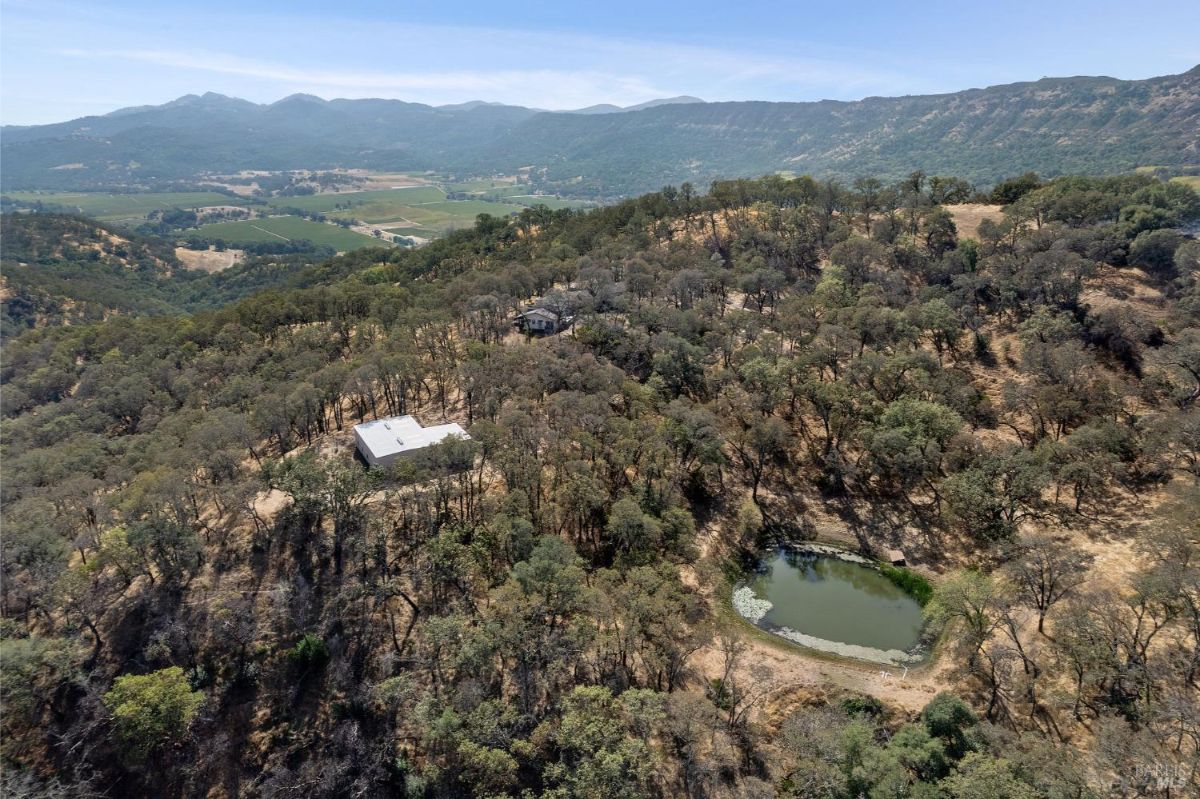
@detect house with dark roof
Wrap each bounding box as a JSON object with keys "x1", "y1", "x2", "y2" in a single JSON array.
[{"x1": 514, "y1": 307, "x2": 572, "y2": 334}]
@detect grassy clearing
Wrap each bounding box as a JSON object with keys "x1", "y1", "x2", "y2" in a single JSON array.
[
  {"x1": 3, "y1": 191, "x2": 236, "y2": 222},
  {"x1": 947, "y1": 203, "x2": 1004, "y2": 241},
  {"x1": 189, "y1": 216, "x2": 387, "y2": 250},
  {"x1": 1171, "y1": 176, "x2": 1200, "y2": 190}
]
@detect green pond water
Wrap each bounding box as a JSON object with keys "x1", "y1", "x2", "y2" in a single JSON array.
[{"x1": 734, "y1": 549, "x2": 926, "y2": 664}]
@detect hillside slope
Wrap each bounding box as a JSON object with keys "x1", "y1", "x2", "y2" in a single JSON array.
[
  {"x1": 0, "y1": 214, "x2": 186, "y2": 332},
  {"x1": 0, "y1": 213, "x2": 346, "y2": 335},
  {"x1": 2, "y1": 172, "x2": 1199, "y2": 797},
  {"x1": 3, "y1": 68, "x2": 1197, "y2": 195}
]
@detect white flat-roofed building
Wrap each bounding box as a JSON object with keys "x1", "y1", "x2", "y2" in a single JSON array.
[{"x1": 353, "y1": 415, "x2": 470, "y2": 468}]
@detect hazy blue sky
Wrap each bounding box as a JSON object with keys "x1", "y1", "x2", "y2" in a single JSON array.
[{"x1": 2, "y1": 0, "x2": 1197, "y2": 124}]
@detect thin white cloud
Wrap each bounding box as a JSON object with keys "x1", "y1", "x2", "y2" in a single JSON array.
[
  {"x1": 11, "y1": 4, "x2": 932, "y2": 120},
  {"x1": 53, "y1": 18, "x2": 914, "y2": 109},
  {"x1": 54, "y1": 48, "x2": 675, "y2": 108},
  {"x1": 56, "y1": 47, "x2": 672, "y2": 100}
]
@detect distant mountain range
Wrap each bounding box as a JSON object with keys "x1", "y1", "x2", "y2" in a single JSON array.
[
  {"x1": 560, "y1": 96, "x2": 706, "y2": 115},
  {"x1": 432, "y1": 96, "x2": 704, "y2": 114},
  {"x1": 2, "y1": 68, "x2": 1197, "y2": 197}
]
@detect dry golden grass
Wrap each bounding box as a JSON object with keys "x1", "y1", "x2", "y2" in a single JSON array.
[
  {"x1": 1080, "y1": 266, "x2": 1169, "y2": 322},
  {"x1": 175, "y1": 247, "x2": 243, "y2": 273},
  {"x1": 947, "y1": 203, "x2": 1004, "y2": 240}
]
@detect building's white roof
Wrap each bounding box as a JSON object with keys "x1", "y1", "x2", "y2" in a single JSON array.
[{"x1": 354, "y1": 415, "x2": 469, "y2": 458}]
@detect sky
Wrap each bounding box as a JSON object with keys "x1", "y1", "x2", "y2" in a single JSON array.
[{"x1": 2, "y1": 0, "x2": 1198, "y2": 125}]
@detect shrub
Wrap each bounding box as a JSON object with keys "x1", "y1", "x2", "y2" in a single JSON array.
[
  {"x1": 287, "y1": 634, "x2": 329, "y2": 669},
  {"x1": 1129, "y1": 228, "x2": 1184, "y2": 280},
  {"x1": 841, "y1": 695, "x2": 885, "y2": 717},
  {"x1": 921, "y1": 692, "x2": 979, "y2": 759},
  {"x1": 103, "y1": 666, "x2": 203, "y2": 761}
]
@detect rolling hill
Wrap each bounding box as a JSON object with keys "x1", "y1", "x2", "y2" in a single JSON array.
[
  {"x1": 3, "y1": 67, "x2": 1198, "y2": 196},
  {"x1": 0, "y1": 213, "x2": 334, "y2": 335}
]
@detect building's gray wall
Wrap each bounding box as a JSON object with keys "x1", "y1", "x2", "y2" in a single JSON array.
[{"x1": 354, "y1": 427, "x2": 380, "y2": 468}]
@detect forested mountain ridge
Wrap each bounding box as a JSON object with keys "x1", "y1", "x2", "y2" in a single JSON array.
[
  {"x1": 0, "y1": 213, "x2": 337, "y2": 335},
  {"x1": 0, "y1": 92, "x2": 540, "y2": 191},
  {"x1": 4, "y1": 66, "x2": 1198, "y2": 195},
  {"x1": 0, "y1": 214, "x2": 187, "y2": 331},
  {"x1": 494, "y1": 67, "x2": 1200, "y2": 195},
  {"x1": 1, "y1": 213, "x2": 179, "y2": 270},
  {"x1": 3, "y1": 169, "x2": 1200, "y2": 797}
]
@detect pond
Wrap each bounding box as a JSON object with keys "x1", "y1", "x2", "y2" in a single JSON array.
[{"x1": 732, "y1": 545, "x2": 927, "y2": 666}]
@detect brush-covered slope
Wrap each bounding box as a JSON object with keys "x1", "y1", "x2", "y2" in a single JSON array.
[
  {"x1": 483, "y1": 67, "x2": 1200, "y2": 193},
  {"x1": 2, "y1": 172, "x2": 1200, "y2": 797},
  {"x1": 0, "y1": 213, "x2": 349, "y2": 335}
]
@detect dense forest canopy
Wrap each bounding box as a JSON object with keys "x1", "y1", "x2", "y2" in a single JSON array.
[
  {"x1": 2, "y1": 169, "x2": 1200, "y2": 797},
  {"x1": 3, "y1": 65, "x2": 1198, "y2": 196}
]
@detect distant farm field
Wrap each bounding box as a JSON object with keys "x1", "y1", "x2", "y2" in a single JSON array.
[
  {"x1": 447, "y1": 183, "x2": 592, "y2": 210},
  {"x1": 383, "y1": 226, "x2": 432, "y2": 239},
  {"x1": 3, "y1": 191, "x2": 236, "y2": 222},
  {"x1": 448, "y1": 183, "x2": 529, "y2": 199},
  {"x1": 267, "y1": 186, "x2": 447, "y2": 214},
  {"x1": 3, "y1": 182, "x2": 591, "y2": 241},
  {"x1": 447, "y1": 179, "x2": 519, "y2": 192},
  {"x1": 262, "y1": 186, "x2": 556, "y2": 233},
  {"x1": 190, "y1": 216, "x2": 387, "y2": 250},
  {"x1": 503, "y1": 195, "x2": 592, "y2": 211},
  {"x1": 394, "y1": 200, "x2": 520, "y2": 231}
]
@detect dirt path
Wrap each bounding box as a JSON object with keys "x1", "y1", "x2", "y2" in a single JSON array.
[{"x1": 250, "y1": 224, "x2": 290, "y2": 241}]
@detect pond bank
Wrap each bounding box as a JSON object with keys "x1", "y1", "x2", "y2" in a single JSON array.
[{"x1": 730, "y1": 543, "x2": 936, "y2": 667}]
